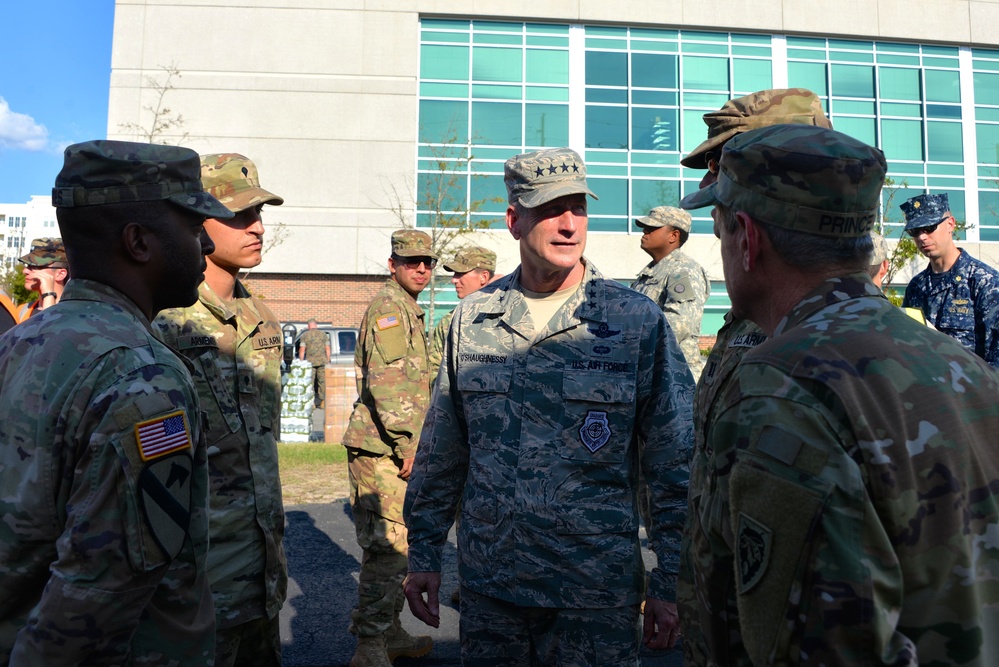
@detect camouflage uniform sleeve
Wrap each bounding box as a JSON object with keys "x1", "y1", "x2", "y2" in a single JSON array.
[
  {"x1": 659, "y1": 268, "x2": 708, "y2": 345},
  {"x1": 10, "y1": 357, "x2": 207, "y2": 665},
  {"x1": 405, "y1": 307, "x2": 468, "y2": 574},
  {"x1": 639, "y1": 309, "x2": 695, "y2": 602},
  {"x1": 428, "y1": 312, "x2": 450, "y2": 380},
  {"x1": 708, "y1": 371, "x2": 910, "y2": 665},
  {"x1": 972, "y1": 268, "x2": 999, "y2": 368},
  {"x1": 365, "y1": 297, "x2": 428, "y2": 460}
]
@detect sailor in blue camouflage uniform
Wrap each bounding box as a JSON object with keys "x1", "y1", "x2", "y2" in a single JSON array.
[
  {"x1": 0, "y1": 140, "x2": 227, "y2": 665},
  {"x1": 403, "y1": 147, "x2": 694, "y2": 666},
  {"x1": 901, "y1": 192, "x2": 999, "y2": 368},
  {"x1": 680, "y1": 124, "x2": 999, "y2": 666}
]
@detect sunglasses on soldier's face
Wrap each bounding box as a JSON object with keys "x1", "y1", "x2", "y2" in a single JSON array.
[
  {"x1": 393, "y1": 255, "x2": 438, "y2": 270},
  {"x1": 906, "y1": 222, "x2": 941, "y2": 238}
]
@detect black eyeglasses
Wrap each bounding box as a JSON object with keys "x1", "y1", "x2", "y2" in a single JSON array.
[
  {"x1": 906, "y1": 222, "x2": 941, "y2": 238},
  {"x1": 393, "y1": 255, "x2": 438, "y2": 270}
]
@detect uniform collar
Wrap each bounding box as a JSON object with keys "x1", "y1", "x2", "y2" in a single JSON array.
[
  {"x1": 773, "y1": 272, "x2": 887, "y2": 338},
  {"x1": 62, "y1": 278, "x2": 154, "y2": 330}
]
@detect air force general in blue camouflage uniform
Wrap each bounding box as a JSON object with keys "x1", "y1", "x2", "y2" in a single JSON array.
[
  {"x1": 679, "y1": 124, "x2": 999, "y2": 665},
  {"x1": 900, "y1": 192, "x2": 999, "y2": 369},
  {"x1": 0, "y1": 141, "x2": 230, "y2": 665},
  {"x1": 404, "y1": 147, "x2": 694, "y2": 666}
]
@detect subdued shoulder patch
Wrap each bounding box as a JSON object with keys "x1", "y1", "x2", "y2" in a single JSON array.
[
  {"x1": 670, "y1": 274, "x2": 694, "y2": 298},
  {"x1": 139, "y1": 453, "x2": 193, "y2": 559},
  {"x1": 737, "y1": 512, "x2": 772, "y2": 594},
  {"x1": 377, "y1": 314, "x2": 401, "y2": 331},
  {"x1": 135, "y1": 410, "x2": 192, "y2": 461}
]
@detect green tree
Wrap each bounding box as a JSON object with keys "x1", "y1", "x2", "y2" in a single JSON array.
[{"x1": 0, "y1": 267, "x2": 34, "y2": 305}]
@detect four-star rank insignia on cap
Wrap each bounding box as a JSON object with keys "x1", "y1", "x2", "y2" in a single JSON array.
[{"x1": 135, "y1": 410, "x2": 192, "y2": 461}]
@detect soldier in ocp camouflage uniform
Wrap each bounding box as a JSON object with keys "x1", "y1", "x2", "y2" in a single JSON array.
[
  {"x1": 404, "y1": 147, "x2": 694, "y2": 666},
  {"x1": 0, "y1": 140, "x2": 228, "y2": 665},
  {"x1": 429, "y1": 245, "x2": 497, "y2": 379},
  {"x1": 342, "y1": 229, "x2": 437, "y2": 667},
  {"x1": 676, "y1": 89, "x2": 832, "y2": 663},
  {"x1": 299, "y1": 320, "x2": 331, "y2": 407},
  {"x1": 900, "y1": 192, "x2": 999, "y2": 368},
  {"x1": 680, "y1": 123, "x2": 999, "y2": 665},
  {"x1": 153, "y1": 153, "x2": 287, "y2": 667}
]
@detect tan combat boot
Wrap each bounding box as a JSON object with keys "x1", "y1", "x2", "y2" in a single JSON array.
[
  {"x1": 349, "y1": 634, "x2": 392, "y2": 667},
  {"x1": 384, "y1": 618, "x2": 433, "y2": 662}
]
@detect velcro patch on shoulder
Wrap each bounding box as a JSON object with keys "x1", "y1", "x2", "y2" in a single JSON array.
[
  {"x1": 377, "y1": 313, "x2": 401, "y2": 331},
  {"x1": 737, "y1": 512, "x2": 772, "y2": 594},
  {"x1": 134, "y1": 410, "x2": 192, "y2": 461},
  {"x1": 253, "y1": 322, "x2": 283, "y2": 350},
  {"x1": 176, "y1": 334, "x2": 219, "y2": 350},
  {"x1": 671, "y1": 275, "x2": 694, "y2": 297}
]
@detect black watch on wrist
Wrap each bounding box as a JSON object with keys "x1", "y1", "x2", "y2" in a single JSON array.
[{"x1": 40, "y1": 292, "x2": 58, "y2": 300}]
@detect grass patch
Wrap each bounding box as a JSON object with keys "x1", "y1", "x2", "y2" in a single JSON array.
[{"x1": 278, "y1": 442, "x2": 349, "y2": 505}]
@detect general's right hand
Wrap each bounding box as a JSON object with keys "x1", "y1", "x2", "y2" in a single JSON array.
[{"x1": 403, "y1": 571, "x2": 442, "y2": 628}]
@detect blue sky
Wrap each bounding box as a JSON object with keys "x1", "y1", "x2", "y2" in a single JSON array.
[{"x1": 0, "y1": 2, "x2": 115, "y2": 202}]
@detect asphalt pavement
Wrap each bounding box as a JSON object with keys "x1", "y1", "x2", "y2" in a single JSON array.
[{"x1": 278, "y1": 499, "x2": 684, "y2": 667}]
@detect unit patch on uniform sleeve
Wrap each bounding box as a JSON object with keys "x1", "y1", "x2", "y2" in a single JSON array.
[
  {"x1": 135, "y1": 410, "x2": 192, "y2": 461},
  {"x1": 377, "y1": 314, "x2": 400, "y2": 331},
  {"x1": 737, "y1": 512, "x2": 772, "y2": 594},
  {"x1": 580, "y1": 410, "x2": 611, "y2": 452}
]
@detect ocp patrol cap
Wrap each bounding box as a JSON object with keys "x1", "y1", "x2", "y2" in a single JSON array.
[
  {"x1": 504, "y1": 147, "x2": 598, "y2": 208},
  {"x1": 391, "y1": 229, "x2": 438, "y2": 259},
  {"x1": 201, "y1": 153, "x2": 284, "y2": 213},
  {"x1": 681, "y1": 88, "x2": 832, "y2": 170},
  {"x1": 680, "y1": 125, "x2": 887, "y2": 238},
  {"x1": 52, "y1": 140, "x2": 234, "y2": 219},
  {"x1": 443, "y1": 246, "x2": 496, "y2": 272}
]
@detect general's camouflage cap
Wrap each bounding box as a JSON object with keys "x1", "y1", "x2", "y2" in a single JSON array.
[
  {"x1": 635, "y1": 206, "x2": 692, "y2": 233},
  {"x1": 901, "y1": 193, "x2": 950, "y2": 231},
  {"x1": 391, "y1": 229, "x2": 438, "y2": 259},
  {"x1": 681, "y1": 88, "x2": 832, "y2": 170},
  {"x1": 201, "y1": 153, "x2": 284, "y2": 214},
  {"x1": 19, "y1": 237, "x2": 68, "y2": 269},
  {"x1": 443, "y1": 245, "x2": 496, "y2": 273},
  {"x1": 52, "y1": 140, "x2": 234, "y2": 219},
  {"x1": 504, "y1": 147, "x2": 598, "y2": 208},
  {"x1": 870, "y1": 231, "x2": 889, "y2": 265},
  {"x1": 680, "y1": 125, "x2": 887, "y2": 238}
]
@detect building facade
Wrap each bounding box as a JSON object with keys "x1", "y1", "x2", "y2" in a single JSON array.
[{"x1": 108, "y1": 1, "x2": 999, "y2": 331}]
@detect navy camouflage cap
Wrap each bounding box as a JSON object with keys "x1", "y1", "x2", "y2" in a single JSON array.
[
  {"x1": 52, "y1": 140, "x2": 234, "y2": 220},
  {"x1": 635, "y1": 206, "x2": 692, "y2": 233},
  {"x1": 391, "y1": 229, "x2": 438, "y2": 260},
  {"x1": 201, "y1": 153, "x2": 284, "y2": 213},
  {"x1": 680, "y1": 125, "x2": 887, "y2": 238},
  {"x1": 901, "y1": 193, "x2": 950, "y2": 231},
  {"x1": 19, "y1": 237, "x2": 68, "y2": 269},
  {"x1": 443, "y1": 245, "x2": 496, "y2": 273},
  {"x1": 504, "y1": 147, "x2": 598, "y2": 208},
  {"x1": 681, "y1": 88, "x2": 832, "y2": 170}
]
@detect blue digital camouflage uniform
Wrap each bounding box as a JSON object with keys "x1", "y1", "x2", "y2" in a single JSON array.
[
  {"x1": 342, "y1": 277, "x2": 432, "y2": 637},
  {"x1": 631, "y1": 249, "x2": 710, "y2": 380},
  {"x1": 902, "y1": 248, "x2": 999, "y2": 369},
  {"x1": 0, "y1": 279, "x2": 215, "y2": 665},
  {"x1": 685, "y1": 273, "x2": 999, "y2": 665},
  {"x1": 153, "y1": 280, "x2": 287, "y2": 649},
  {"x1": 405, "y1": 261, "x2": 694, "y2": 611}
]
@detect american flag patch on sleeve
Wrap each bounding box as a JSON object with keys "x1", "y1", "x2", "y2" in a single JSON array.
[
  {"x1": 135, "y1": 411, "x2": 192, "y2": 461},
  {"x1": 376, "y1": 314, "x2": 400, "y2": 330}
]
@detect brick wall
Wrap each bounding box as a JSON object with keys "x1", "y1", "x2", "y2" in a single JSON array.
[{"x1": 242, "y1": 273, "x2": 385, "y2": 328}]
